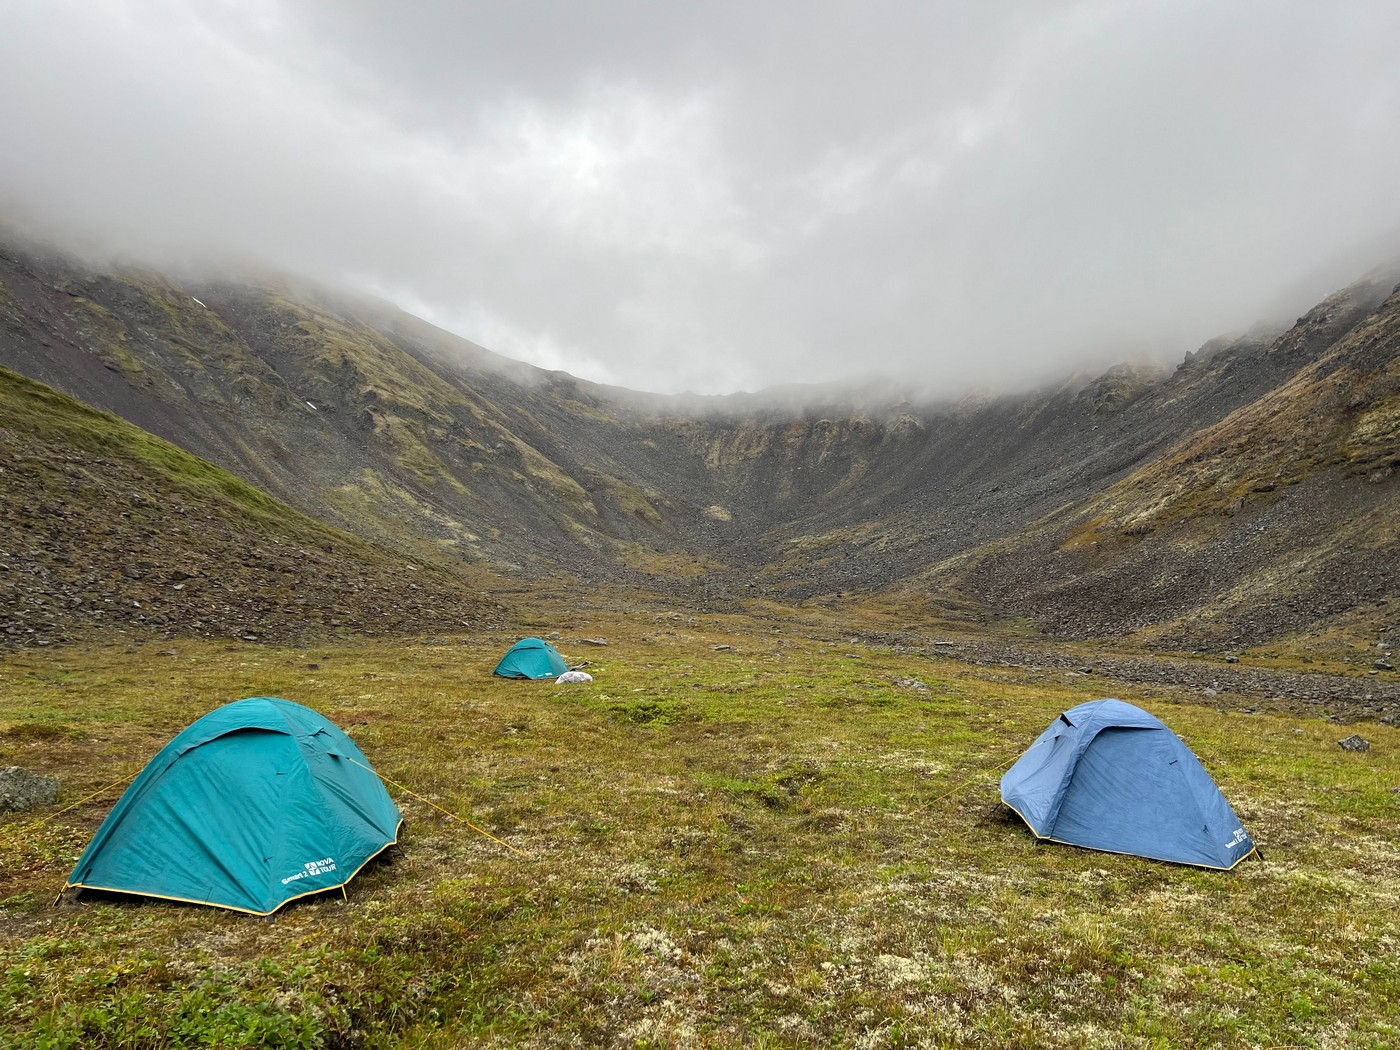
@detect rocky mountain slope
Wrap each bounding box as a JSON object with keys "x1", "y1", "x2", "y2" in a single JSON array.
[
  {"x1": 0, "y1": 364, "x2": 502, "y2": 648},
  {"x1": 935, "y1": 271, "x2": 1400, "y2": 653},
  {"x1": 0, "y1": 243, "x2": 713, "y2": 577},
  {"x1": 1, "y1": 230, "x2": 1397, "y2": 654}
]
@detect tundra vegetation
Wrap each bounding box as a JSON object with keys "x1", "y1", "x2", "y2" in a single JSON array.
[{"x1": 2, "y1": 605, "x2": 1397, "y2": 1049}]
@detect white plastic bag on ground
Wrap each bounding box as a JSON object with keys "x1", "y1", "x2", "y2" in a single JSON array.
[{"x1": 556, "y1": 670, "x2": 594, "y2": 684}]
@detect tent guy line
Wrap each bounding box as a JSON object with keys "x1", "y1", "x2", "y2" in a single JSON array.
[
  {"x1": 341, "y1": 754, "x2": 531, "y2": 859},
  {"x1": 29, "y1": 768, "x2": 140, "y2": 835},
  {"x1": 921, "y1": 742, "x2": 1032, "y2": 810}
]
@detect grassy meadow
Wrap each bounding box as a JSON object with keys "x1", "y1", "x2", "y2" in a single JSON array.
[{"x1": 1, "y1": 608, "x2": 1398, "y2": 1048}]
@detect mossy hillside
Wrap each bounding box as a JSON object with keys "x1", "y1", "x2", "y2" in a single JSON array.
[
  {"x1": 262, "y1": 293, "x2": 469, "y2": 421},
  {"x1": 117, "y1": 273, "x2": 277, "y2": 383},
  {"x1": 1345, "y1": 392, "x2": 1400, "y2": 474},
  {"x1": 672, "y1": 416, "x2": 882, "y2": 502},
  {"x1": 0, "y1": 272, "x2": 19, "y2": 317},
  {"x1": 779, "y1": 522, "x2": 885, "y2": 560},
  {"x1": 0, "y1": 366, "x2": 502, "y2": 647},
  {"x1": 2, "y1": 614, "x2": 1397, "y2": 1049},
  {"x1": 69, "y1": 296, "x2": 149, "y2": 383},
  {"x1": 66, "y1": 273, "x2": 297, "y2": 411},
  {"x1": 0, "y1": 365, "x2": 299, "y2": 533},
  {"x1": 249, "y1": 290, "x2": 654, "y2": 534},
  {"x1": 999, "y1": 290, "x2": 1400, "y2": 571},
  {"x1": 324, "y1": 468, "x2": 502, "y2": 564},
  {"x1": 261, "y1": 298, "x2": 508, "y2": 487},
  {"x1": 920, "y1": 295, "x2": 1400, "y2": 650},
  {"x1": 612, "y1": 543, "x2": 728, "y2": 579},
  {"x1": 1, "y1": 269, "x2": 624, "y2": 569},
  {"x1": 1075, "y1": 298, "x2": 1400, "y2": 544},
  {"x1": 590, "y1": 472, "x2": 669, "y2": 527}
]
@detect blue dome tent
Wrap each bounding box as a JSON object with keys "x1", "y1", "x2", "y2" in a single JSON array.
[
  {"x1": 493, "y1": 637, "x2": 568, "y2": 679},
  {"x1": 66, "y1": 697, "x2": 401, "y2": 915},
  {"x1": 1000, "y1": 698, "x2": 1255, "y2": 870}
]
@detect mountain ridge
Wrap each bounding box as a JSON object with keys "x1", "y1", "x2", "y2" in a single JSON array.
[{"x1": 2, "y1": 232, "x2": 1398, "y2": 658}]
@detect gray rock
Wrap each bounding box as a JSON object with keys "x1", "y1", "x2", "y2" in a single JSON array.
[
  {"x1": 1337, "y1": 735, "x2": 1371, "y2": 752},
  {"x1": 581, "y1": 637, "x2": 609, "y2": 646},
  {"x1": 0, "y1": 767, "x2": 59, "y2": 813},
  {"x1": 1376, "y1": 660, "x2": 1394, "y2": 671}
]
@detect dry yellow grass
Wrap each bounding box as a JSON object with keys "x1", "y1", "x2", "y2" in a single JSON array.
[{"x1": 2, "y1": 611, "x2": 1398, "y2": 1048}]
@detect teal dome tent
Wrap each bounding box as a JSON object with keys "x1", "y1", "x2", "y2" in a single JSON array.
[
  {"x1": 493, "y1": 637, "x2": 568, "y2": 679},
  {"x1": 66, "y1": 697, "x2": 401, "y2": 915}
]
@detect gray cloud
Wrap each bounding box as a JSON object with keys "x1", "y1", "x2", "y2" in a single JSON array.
[{"x1": 3, "y1": 1, "x2": 1399, "y2": 395}]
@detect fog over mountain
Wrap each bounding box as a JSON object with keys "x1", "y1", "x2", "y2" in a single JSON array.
[{"x1": 3, "y1": 1, "x2": 1400, "y2": 395}]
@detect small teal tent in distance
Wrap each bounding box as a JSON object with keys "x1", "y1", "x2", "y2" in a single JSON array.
[
  {"x1": 66, "y1": 697, "x2": 401, "y2": 915},
  {"x1": 493, "y1": 637, "x2": 568, "y2": 679},
  {"x1": 1000, "y1": 698, "x2": 1255, "y2": 870}
]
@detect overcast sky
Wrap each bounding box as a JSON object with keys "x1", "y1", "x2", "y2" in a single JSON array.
[{"x1": 3, "y1": 1, "x2": 1399, "y2": 395}]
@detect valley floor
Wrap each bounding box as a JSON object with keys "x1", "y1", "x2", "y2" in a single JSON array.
[{"x1": 2, "y1": 611, "x2": 1398, "y2": 1048}]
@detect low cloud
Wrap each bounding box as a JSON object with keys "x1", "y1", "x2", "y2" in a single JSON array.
[{"x1": 3, "y1": 1, "x2": 1399, "y2": 395}]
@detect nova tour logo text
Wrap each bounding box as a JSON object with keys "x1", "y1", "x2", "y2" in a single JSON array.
[{"x1": 281, "y1": 857, "x2": 337, "y2": 885}]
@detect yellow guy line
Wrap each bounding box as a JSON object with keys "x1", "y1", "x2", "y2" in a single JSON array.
[
  {"x1": 925, "y1": 742, "x2": 1028, "y2": 809},
  {"x1": 343, "y1": 756, "x2": 531, "y2": 859}
]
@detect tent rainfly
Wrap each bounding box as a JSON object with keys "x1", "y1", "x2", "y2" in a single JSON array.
[
  {"x1": 492, "y1": 637, "x2": 568, "y2": 679},
  {"x1": 65, "y1": 697, "x2": 401, "y2": 914},
  {"x1": 1000, "y1": 698, "x2": 1255, "y2": 870}
]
